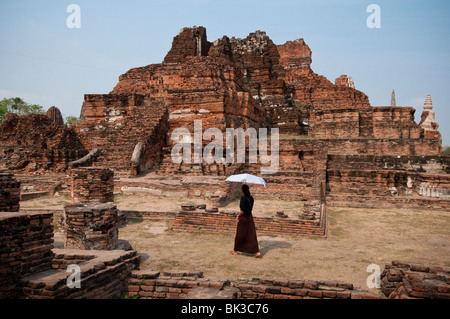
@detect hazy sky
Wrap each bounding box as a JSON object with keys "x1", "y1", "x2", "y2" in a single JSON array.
[{"x1": 0, "y1": 0, "x2": 449, "y2": 145}]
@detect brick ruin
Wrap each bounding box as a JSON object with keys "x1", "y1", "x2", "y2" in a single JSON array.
[
  {"x1": 0, "y1": 112, "x2": 87, "y2": 173},
  {"x1": 0, "y1": 26, "x2": 449, "y2": 299},
  {"x1": 381, "y1": 260, "x2": 450, "y2": 299},
  {"x1": 0, "y1": 167, "x2": 140, "y2": 299},
  {"x1": 0, "y1": 157, "x2": 449, "y2": 300},
  {"x1": 0, "y1": 26, "x2": 446, "y2": 213}
]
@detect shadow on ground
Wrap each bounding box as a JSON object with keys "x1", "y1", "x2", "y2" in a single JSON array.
[{"x1": 259, "y1": 239, "x2": 292, "y2": 257}]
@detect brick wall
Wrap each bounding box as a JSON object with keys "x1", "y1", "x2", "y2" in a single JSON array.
[
  {"x1": 0, "y1": 173, "x2": 20, "y2": 212},
  {"x1": 21, "y1": 249, "x2": 140, "y2": 299},
  {"x1": 124, "y1": 270, "x2": 380, "y2": 299},
  {"x1": 76, "y1": 94, "x2": 169, "y2": 173},
  {"x1": 70, "y1": 167, "x2": 114, "y2": 203},
  {"x1": 322, "y1": 138, "x2": 442, "y2": 156},
  {"x1": 171, "y1": 210, "x2": 326, "y2": 237},
  {"x1": 327, "y1": 194, "x2": 450, "y2": 210},
  {"x1": 308, "y1": 107, "x2": 423, "y2": 141},
  {"x1": 326, "y1": 155, "x2": 450, "y2": 201},
  {"x1": 126, "y1": 270, "x2": 220, "y2": 299},
  {"x1": 234, "y1": 277, "x2": 379, "y2": 299},
  {"x1": 61, "y1": 202, "x2": 119, "y2": 250},
  {"x1": 0, "y1": 211, "x2": 54, "y2": 299}
]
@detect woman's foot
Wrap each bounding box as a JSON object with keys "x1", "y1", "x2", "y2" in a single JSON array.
[
  {"x1": 229, "y1": 251, "x2": 238, "y2": 255},
  {"x1": 254, "y1": 252, "x2": 261, "y2": 258}
]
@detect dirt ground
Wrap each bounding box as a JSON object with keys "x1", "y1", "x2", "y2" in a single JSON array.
[{"x1": 23, "y1": 192, "x2": 450, "y2": 295}]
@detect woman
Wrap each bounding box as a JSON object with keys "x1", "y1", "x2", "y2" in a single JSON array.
[{"x1": 229, "y1": 184, "x2": 261, "y2": 258}]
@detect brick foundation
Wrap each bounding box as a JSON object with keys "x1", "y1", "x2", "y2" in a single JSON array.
[
  {"x1": 21, "y1": 249, "x2": 140, "y2": 299},
  {"x1": 124, "y1": 270, "x2": 380, "y2": 299},
  {"x1": 62, "y1": 202, "x2": 119, "y2": 250}
]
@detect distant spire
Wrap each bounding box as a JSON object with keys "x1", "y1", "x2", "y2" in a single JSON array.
[
  {"x1": 420, "y1": 94, "x2": 439, "y2": 131},
  {"x1": 423, "y1": 94, "x2": 433, "y2": 110},
  {"x1": 390, "y1": 89, "x2": 396, "y2": 107}
]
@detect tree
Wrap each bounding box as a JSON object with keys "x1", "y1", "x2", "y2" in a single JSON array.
[
  {"x1": 0, "y1": 102, "x2": 7, "y2": 124},
  {"x1": 65, "y1": 115, "x2": 79, "y2": 126},
  {"x1": 443, "y1": 145, "x2": 450, "y2": 156},
  {"x1": 0, "y1": 97, "x2": 45, "y2": 124}
]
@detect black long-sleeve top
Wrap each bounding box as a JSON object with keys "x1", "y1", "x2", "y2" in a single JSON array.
[{"x1": 239, "y1": 195, "x2": 254, "y2": 215}]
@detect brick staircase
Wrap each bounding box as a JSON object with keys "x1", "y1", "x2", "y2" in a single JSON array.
[{"x1": 80, "y1": 98, "x2": 169, "y2": 174}]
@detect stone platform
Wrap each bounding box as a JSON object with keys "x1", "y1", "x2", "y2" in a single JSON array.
[{"x1": 21, "y1": 249, "x2": 140, "y2": 299}]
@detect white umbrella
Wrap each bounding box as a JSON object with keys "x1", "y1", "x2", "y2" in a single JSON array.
[{"x1": 225, "y1": 173, "x2": 267, "y2": 187}]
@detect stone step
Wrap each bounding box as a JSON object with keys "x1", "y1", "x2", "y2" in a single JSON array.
[{"x1": 20, "y1": 191, "x2": 49, "y2": 201}]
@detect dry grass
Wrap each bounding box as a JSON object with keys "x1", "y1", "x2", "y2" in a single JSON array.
[
  {"x1": 27, "y1": 193, "x2": 450, "y2": 295},
  {"x1": 117, "y1": 206, "x2": 449, "y2": 294}
]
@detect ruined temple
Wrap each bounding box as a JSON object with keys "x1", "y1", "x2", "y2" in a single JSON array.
[
  {"x1": 0, "y1": 26, "x2": 448, "y2": 208},
  {"x1": 0, "y1": 26, "x2": 449, "y2": 301}
]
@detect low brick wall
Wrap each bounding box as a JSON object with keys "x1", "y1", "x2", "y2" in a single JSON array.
[
  {"x1": 0, "y1": 211, "x2": 54, "y2": 299},
  {"x1": 235, "y1": 277, "x2": 379, "y2": 299},
  {"x1": 381, "y1": 261, "x2": 450, "y2": 299},
  {"x1": 171, "y1": 210, "x2": 326, "y2": 237},
  {"x1": 327, "y1": 194, "x2": 450, "y2": 210},
  {"x1": 126, "y1": 270, "x2": 229, "y2": 299},
  {"x1": 21, "y1": 249, "x2": 140, "y2": 299},
  {"x1": 125, "y1": 271, "x2": 380, "y2": 299}
]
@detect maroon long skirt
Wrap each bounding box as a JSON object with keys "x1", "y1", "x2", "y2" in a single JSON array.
[{"x1": 234, "y1": 214, "x2": 259, "y2": 254}]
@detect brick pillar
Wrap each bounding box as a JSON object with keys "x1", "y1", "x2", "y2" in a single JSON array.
[
  {"x1": 62, "y1": 202, "x2": 119, "y2": 250},
  {"x1": 70, "y1": 167, "x2": 114, "y2": 203},
  {"x1": 0, "y1": 173, "x2": 21, "y2": 212}
]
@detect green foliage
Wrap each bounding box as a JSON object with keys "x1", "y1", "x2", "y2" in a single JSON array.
[
  {"x1": 0, "y1": 103, "x2": 6, "y2": 124},
  {"x1": 443, "y1": 146, "x2": 450, "y2": 156},
  {"x1": 0, "y1": 97, "x2": 45, "y2": 124},
  {"x1": 65, "y1": 115, "x2": 79, "y2": 126}
]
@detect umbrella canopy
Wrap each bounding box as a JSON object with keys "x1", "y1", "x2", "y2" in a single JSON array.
[{"x1": 225, "y1": 173, "x2": 267, "y2": 187}]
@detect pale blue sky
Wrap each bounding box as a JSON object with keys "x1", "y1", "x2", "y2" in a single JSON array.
[{"x1": 0, "y1": 0, "x2": 449, "y2": 145}]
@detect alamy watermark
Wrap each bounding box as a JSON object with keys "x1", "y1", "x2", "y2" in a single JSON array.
[
  {"x1": 366, "y1": 4, "x2": 381, "y2": 29},
  {"x1": 366, "y1": 264, "x2": 381, "y2": 289},
  {"x1": 66, "y1": 264, "x2": 81, "y2": 288},
  {"x1": 171, "y1": 120, "x2": 279, "y2": 174},
  {"x1": 66, "y1": 4, "x2": 81, "y2": 29}
]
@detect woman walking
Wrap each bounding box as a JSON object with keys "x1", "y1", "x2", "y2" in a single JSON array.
[{"x1": 229, "y1": 184, "x2": 261, "y2": 258}]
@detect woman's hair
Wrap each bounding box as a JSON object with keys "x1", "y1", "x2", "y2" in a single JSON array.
[{"x1": 242, "y1": 184, "x2": 251, "y2": 197}]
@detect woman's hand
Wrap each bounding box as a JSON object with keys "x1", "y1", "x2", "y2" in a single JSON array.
[{"x1": 236, "y1": 211, "x2": 243, "y2": 221}]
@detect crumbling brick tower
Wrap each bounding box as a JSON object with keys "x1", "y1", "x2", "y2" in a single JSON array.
[
  {"x1": 61, "y1": 167, "x2": 120, "y2": 250},
  {"x1": 74, "y1": 26, "x2": 442, "y2": 178}
]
